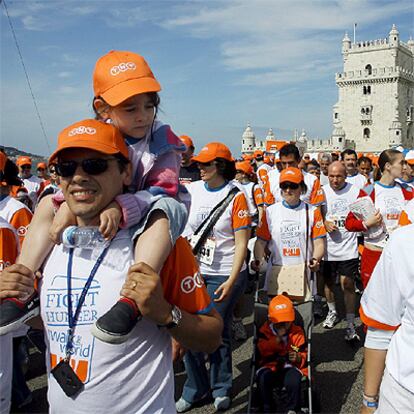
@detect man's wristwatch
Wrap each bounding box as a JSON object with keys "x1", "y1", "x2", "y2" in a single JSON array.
[{"x1": 163, "y1": 305, "x2": 182, "y2": 329}]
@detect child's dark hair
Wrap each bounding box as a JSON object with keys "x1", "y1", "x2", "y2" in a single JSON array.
[
  {"x1": 215, "y1": 158, "x2": 237, "y2": 181},
  {"x1": 92, "y1": 92, "x2": 161, "y2": 120}
]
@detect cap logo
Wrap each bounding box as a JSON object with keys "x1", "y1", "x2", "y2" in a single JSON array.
[
  {"x1": 68, "y1": 126, "x2": 96, "y2": 136},
  {"x1": 201, "y1": 146, "x2": 209, "y2": 152},
  {"x1": 110, "y1": 62, "x2": 136, "y2": 76},
  {"x1": 285, "y1": 170, "x2": 295, "y2": 175},
  {"x1": 275, "y1": 304, "x2": 287, "y2": 310}
]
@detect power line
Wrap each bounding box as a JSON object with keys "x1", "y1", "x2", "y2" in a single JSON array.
[{"x1": 2, "y1": 0, "x2": 52, "y2": 153}]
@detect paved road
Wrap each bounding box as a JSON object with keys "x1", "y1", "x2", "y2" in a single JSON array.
[{"x1": 18, "y1": 289, "x2": 364, "y2": 414}]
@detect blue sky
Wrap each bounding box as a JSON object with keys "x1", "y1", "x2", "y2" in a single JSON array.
[{"x1": 1, "y1": 0, "x2": 413, "y2": 157}]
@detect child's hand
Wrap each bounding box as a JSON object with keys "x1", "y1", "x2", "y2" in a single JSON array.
[
  {"x1": 288, "y1": 351, "x2": 300, "y2": 363},
  {"x1": 99, "y1": 201, "x2": 122, "y2": 240},
  {"x1": 49, "y1": 202, "x2": 77, "y2": 244}
]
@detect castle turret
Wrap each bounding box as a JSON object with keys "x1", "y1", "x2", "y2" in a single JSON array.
[
  {"x1": 241, "y1": 124, "x2": 256, "y2": 154},
  {"x1": 331, "y1": 125, "x2": 346, "y2": 151},
  {"x1": 389, "y1": 24, "x2": 399, "y2": 47},
  {"x1": 265, "y1": 128, "x2": 275, "y2": 141},
  {"x1": 408, "y1": 36, "x2": 414, "y2": 54},
  {"x1": 342, "y1": 32, "x2": 351, "y2": 54}
]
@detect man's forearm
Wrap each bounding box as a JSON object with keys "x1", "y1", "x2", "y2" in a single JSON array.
[{"x1": 169, "y1": 309, "x2": 223, "y2": 354}]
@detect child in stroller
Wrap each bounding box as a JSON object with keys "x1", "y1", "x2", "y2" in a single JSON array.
[{"x1": 256, "y1": 295, "x2": 308, "y2": 413}]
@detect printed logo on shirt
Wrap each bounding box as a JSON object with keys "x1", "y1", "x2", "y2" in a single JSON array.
[
  {"x1": 17, "y1": 225, "x2": 28, "y2": 237},
  {"x1": 181, "y1": 271, "x2": 204, "y2": 294},
  {"x1": 0, "y1": 260, "x2": 12, "y2": 271},
  {"x1": 110, "y1": 62, "x2": 136, "y2": 76},
  {"x1": 384, "y1": 197, "x2": 402, "y2": 222},
  {"x1": 45, "y1": 274, "x2": 101, "y2": 383},
  {"x1": 237, "y1": 209, "x2": 249, "y2": 219},
  {"x1": 280, "y1": 221, "x2": 302, "y2": 257}
]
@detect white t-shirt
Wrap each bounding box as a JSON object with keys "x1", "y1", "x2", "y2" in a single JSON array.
[
  {"x1": 236, "y1": 181, "x2": 257, "y2": 217},
  {"x1": 345, "y1": 172, "x2": 367, "y2": 190},
  {"x1": 257, "y1": 201, "x2": 326, "y2": 267},
  {"x1": 184, "y1": 180, "x2": 251, "y2": 276},
  {"x1": 323, "y1": 183, "x2": 359, "y2": 261},
  {"x1": 366, "y1": 182, "x2": 408, "y2": 247},
  {"x1": 360, "y1": 224, "x2": 414, "y2": 393},
  {"x1": 40, "y1": 230, "x2": 190, "y2": 414},
  {"x1": 21, "y1": 175, "x2": 43, "y2": 205},
  {"x1": 256, "y1": 163, "x2": 272, "y2": 190}
]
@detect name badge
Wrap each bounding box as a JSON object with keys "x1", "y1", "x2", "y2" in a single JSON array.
[{"x1": 198, "y1": 238, "x2": 216, "y2": 265}]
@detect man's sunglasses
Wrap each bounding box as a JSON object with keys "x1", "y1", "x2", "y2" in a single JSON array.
[
  {"x1": 280, "y1": 182, "x2": 300, "y2": 191},
  {"x1": 20, "y1": 165, "x2": 31, "y2": 170},
  {"x1": 55, "y1": 158, "x2": 118, "y2": 177}
]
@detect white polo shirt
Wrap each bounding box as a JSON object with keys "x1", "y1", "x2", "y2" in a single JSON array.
[{"x1": 345, "y1": 172, "x2": 367, "y2": 190}]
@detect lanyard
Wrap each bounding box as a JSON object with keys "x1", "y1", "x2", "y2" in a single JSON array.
[{"x1": 65, "y1": 246, "x2": 109, "y2": 361}]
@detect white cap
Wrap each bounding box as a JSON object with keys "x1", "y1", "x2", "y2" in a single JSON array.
[{"x1": 405, "y1": 150, "x2": 414, "y2": 164}]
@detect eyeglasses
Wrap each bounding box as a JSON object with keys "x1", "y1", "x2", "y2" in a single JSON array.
[
  {"x1": 197, "y1": 161, "x2": 215, "y2": 168},
  {"x1": 20, "y1": 165, "x2": 31, "y2": 170},
  {"x1": 55, "y1": 158, "x2": 118, "y2": 177},
  {"x1": 37, "y1": 168, "x2": 45, "y2": 171},
  {"x1": 280, "y1": 182, "x2": 300, "y2": 191}
]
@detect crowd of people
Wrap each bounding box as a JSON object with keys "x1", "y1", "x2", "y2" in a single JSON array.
[{"x1": 0, "y1": 49, "x2": 413, "y2": 414}]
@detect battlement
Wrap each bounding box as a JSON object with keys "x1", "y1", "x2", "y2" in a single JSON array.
[
  {"x1": 336, "y1": 65, "x2": 414, "y2": 83},
  {"x1": 348, "y1": 39, "x2": 413, "y2": 55}
]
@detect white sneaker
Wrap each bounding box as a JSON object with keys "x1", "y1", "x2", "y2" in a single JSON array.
[
  {"x1": 176, "y1": 398, "x2": 193, "y2": 413},
  {"x1": 232, "y1": 319, "x2": 247, "y2": 341},
  {"x1": 345, "y1": 325, "x2": 360, "y2": 342},
  {"x1": 322, "y1": 310, "x2": 339, "y2": 329},
  {"x1": 214, "y1": 396, "x2": 231, "y2": 411}
]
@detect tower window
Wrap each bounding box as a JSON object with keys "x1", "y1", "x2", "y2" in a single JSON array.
[
  {"x1": 363, "y1": 86, "x2": 371, "y2": 95},
  {"x1": 365, "y1": 64, "x2": 372, "y2": 75},
  {"x1": 334, "y1": 112, "x2": 338, "y2": 119},
  {"x1": 363, "y1": 128, "x2": 370, "y2": 139}
]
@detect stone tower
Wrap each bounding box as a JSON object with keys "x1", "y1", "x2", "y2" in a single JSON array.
[
  {"x1": 241, "y1": 124, "x2": 256, "y2": 154},
  {"x1": 333, "y1": 25, "x2": 414, "y2": 152}
]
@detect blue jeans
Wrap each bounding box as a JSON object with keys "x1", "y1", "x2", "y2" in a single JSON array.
[{"x1": 182, "y1": 271, "x2": 247, "y2": 402}]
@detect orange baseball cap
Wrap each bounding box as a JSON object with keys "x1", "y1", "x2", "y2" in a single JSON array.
[
  {"x1": 93, "y1": 50, "x2": 161, "y2": 106},
  {"x1": 16, "y1": 156, "x2": 32, "y2": 166},
  {"x1": 192, "y1": 142, "x2": 234, "y2": 163},
  {"x1": 268, "y1": 295, "x2": 295, "y2": 323},
  {"x1": 405, "y1": 150, "x2": 414, "y2": 165},
  {"x1": 49, "y1": 119, "x2": 129, "y2": 163},
  {"x1": 37, "y1": 162, "x2": 47, "y2": 169},
  {"x1": 179, "y1": 135, "x2": 194, "y2": 149},
  {"x1": 279, "y1": 167, "x2": 304, "y2": 184},
  {"x1": 236, "y1": 161, "x2": 253, "y2": 175},
  {"x1": 242, "y1": 153, "x2": 253, "y2": 161},
  {"x1": 253, "y1": 149, "x2": 264, "y2": 159}
]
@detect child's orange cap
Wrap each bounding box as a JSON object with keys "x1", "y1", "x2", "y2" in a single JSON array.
[
  {"x1": 93, "y1": 50, "x2": 161, "y2": 106},
  {"x1": 49, "y1": 119, "x2": 129, "y2": 163},
  {"x1": 268, "y1": 295, "x2": 295, "y2": 323},
  {"x1": 16, "y1": 156, "x2": 32, "y2": 166}
]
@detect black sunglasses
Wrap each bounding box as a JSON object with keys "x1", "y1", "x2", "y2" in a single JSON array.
[
  {"x1": 55, "y1": 158, "x2": 118, "y2": 177},
  {"x1": 20, "y1": 165, "x2": 31, "y2": 170},
  {"x1": 197, "y1": 161, "x2": 215, "y2": 167},
  {"x1": 280, "y1": 182, "x2": 300, "y2": 191}
]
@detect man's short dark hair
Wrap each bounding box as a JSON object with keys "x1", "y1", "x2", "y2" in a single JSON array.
[
  {"x1": 357, "y1": 156, "x2": 372, "y2": 166},
  {"x1": 279, "y1": 144, "x2": 300, "y2": 161},
  {"x1": 341, "y1": 148, "x2": 357, "y2": 160}
]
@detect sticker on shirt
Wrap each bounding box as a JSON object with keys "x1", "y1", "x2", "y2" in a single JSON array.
[
  {"x1": 44, "y1": 274, "x2": 101, "y2": 383},
  {"x1": 280, "y1": 221, "x2": 301, "y2": 257}
]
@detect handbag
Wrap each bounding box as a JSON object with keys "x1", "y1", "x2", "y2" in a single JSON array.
[
  {"x1": 267, "y1": 203, "x2": 310, "y2": 301},
  {"x1": 190, "y1": 187, "x2": 240, "y2": 262}
]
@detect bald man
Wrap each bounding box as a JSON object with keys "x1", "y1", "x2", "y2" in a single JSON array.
[{"x1": 320, "y1": 161, "x2": 361, "y2": 341}]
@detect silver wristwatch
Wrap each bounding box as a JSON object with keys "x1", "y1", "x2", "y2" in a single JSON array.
[{"x1": 164, "y1": 305, "x2": 182, "y2": 329}]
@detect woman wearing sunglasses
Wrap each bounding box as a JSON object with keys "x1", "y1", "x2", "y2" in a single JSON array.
[
  {"x1": 253, "y1": 167, "x2": 326, "y2": 294},
  {"x1": 177, "y1": 143, "x2": 251, "y2": 412}
]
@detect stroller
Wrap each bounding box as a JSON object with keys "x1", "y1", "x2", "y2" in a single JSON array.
[{"x1": 247, "y1": 271, "x2": 320, "y2": 413}]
